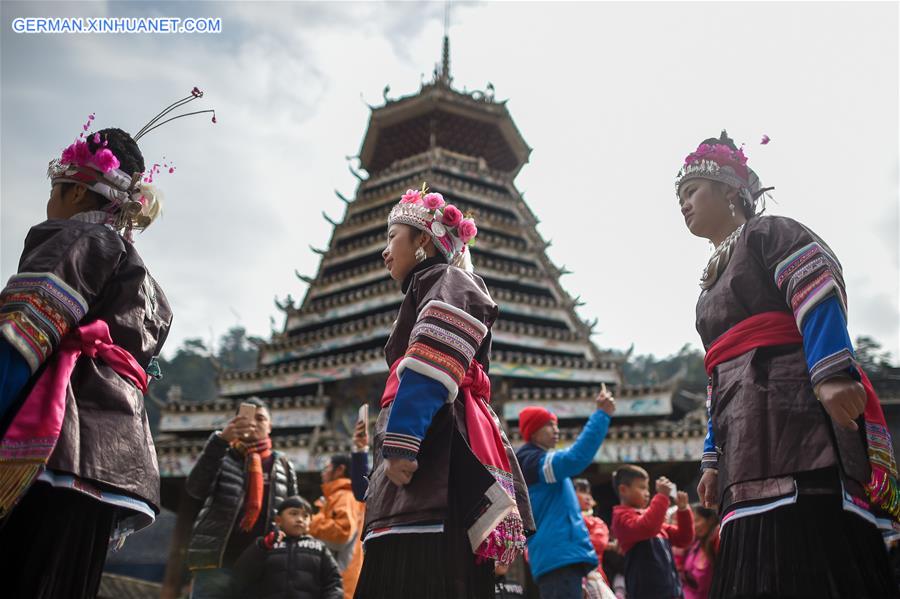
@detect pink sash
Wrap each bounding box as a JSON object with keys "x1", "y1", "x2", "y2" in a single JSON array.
[{"x1": 0, "y1": 320, "x2": 148, "y2": 518}]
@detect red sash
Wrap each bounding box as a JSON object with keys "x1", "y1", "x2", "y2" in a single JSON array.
[{"x1": 705, "y1": 311, "x2": 900, "y2": 521}]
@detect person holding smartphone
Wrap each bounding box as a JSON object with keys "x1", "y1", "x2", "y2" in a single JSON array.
[{"x1": 184, "y1": 398, "x2": 298, "y2": 598}]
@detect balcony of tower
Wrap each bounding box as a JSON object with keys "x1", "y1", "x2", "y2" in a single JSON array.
[
  {"x1": 361, "y1": 148, "x2": 513, "y2": 192},
  {"x1": 489, "y1": 349, "x2": 620, "y2": 385},
  {"x1": 504, "y1": 382, "x2": 686, "y2": 426},
  {"x1": 260, "y1": 311, "x2": 396, "y2": 366},
  {"x1": 324, "y1": 227, "x2": 532, "y2": 274},
  {"x1": 218, "y1": 346, "x2": 387, "y2": 397},
  {"x1": 307, "y1": 250, "x2": 552, "y2": 304},
  {"x1": 354, "y1": 183, "x2": 520, "y2": 227}
]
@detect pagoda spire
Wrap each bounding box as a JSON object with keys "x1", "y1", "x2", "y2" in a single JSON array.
[{"x1": 439, "y1": 1, "x2": 451, "y2": 85}]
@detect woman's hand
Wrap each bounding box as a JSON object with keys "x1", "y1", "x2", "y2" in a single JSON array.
[
  {"x1": 384, "y1": 457, "x2": 418, "y2": 486},
  {"x1": 816, "y1": 376, "x2": 867, "y2": 431},
  {"x1": 697, "y1": 469, "x2": 718, "y2": 509}
]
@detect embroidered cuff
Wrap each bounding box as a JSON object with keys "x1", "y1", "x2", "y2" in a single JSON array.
[
  {"x1": 700, "y1": 452, "x2": 719, "y2": 471},
  {"x1": 810, "y1": 349, "x2": 857, "y2": 388},
  {"x1": 382, "y1": 432, "x2": 422, "y2": 460}
]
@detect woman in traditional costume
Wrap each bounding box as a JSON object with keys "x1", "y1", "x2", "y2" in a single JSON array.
[
  {"x1": 0, "y1": 91, "x2": 213, "y2": 598},
  {"x1": 679, "y1": 131, "x2": 898, "y2": 598},
  {"x1": 354, "y1": 185, "x2": 534, "y2": 599}
]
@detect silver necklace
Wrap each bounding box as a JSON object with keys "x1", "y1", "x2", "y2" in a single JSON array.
[{"x1": 700, "y1": 223, "x2": 745, "y2": 288}]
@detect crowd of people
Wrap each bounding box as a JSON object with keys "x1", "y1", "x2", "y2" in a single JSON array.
[{"x1": 0, "y1": 89, "x2": 897, "y2": 599}]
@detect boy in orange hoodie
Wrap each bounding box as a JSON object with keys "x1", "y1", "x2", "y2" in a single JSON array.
[
  {"x1": 610, "y1": 466, "x2": 693, "y2": 599},
  {"x1": 310, "y1": 454, "x2": 364, "y2": 599}
]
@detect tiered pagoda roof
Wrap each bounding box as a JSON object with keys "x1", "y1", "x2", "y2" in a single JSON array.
[{"x1": 156, "y1": 41, "x2": 700, "y2": 478}]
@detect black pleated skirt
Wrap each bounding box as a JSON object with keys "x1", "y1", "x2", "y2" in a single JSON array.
[
  {"x1": 0, "y1": 482, "x2": 114, "y2": 599},
  {"x1": 711, "y1": 493, "x2": 899, "y2": 599},
  {"x1": 354, "y1": 528, "x2": 495, "y2": 599}
]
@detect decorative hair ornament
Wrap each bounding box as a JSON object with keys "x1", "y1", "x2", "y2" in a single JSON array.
[
  {"x1": 48, "y1": 87, "x2": 215, "y2": 241},
  {"x1": 676, "y1": 130, "x2": 776, "y2": 220},
  {"x1": 388, "y1": 182, "x2": 477, "y2": 272}
]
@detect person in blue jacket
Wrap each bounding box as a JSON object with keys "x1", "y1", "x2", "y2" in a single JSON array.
[{"x1": 515, "y1": 390, "x2": 616, "y2": 599}]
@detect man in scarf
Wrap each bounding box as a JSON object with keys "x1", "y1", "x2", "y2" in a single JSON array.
[{"x1": 185, "y1": 398, "x2": 298, "y2": 599}]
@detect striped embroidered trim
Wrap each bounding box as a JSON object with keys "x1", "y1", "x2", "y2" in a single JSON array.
[
  {"x1": 4, "y1": 272, "x2": 88, "y2": 322},
  {"x1": 792, "y1": 272, "x2": 846, "y2": 329},
  {"x1": 0, "y1": 314, "x2": 50, "y2": 372},
  {"x1": 866, "y1": 422, "x2": 899, "y2": 475},
  {"x1": 809, "y1": 348, "x2": 856, "y2": 387},
  {"x1": 411, "y1": 321, "x2": 478, "y2": 365},
  {"x1": 364, "y1": 523, "x2": 445, "y2": 543},
  {"x1": 0, "y1": 273, "x2": 87, "y2": 373},
  {"x1": 398, "y1": 343, "x2": 465, "y2": 401},
  {"x1": 774, "y1": 243, "x2": 847, "y2": 328},
  {"x1": 419, "y1": 300, "x2": 488, "y2": 342},
  {"x1": 775, "y1": 242, "x2": 840, "y2": 289},
  {"x1": 383, "y1": 432, "x2": 422, "y2": 459},
  {"x1": 542, "y1": 450, "x2": 557, "y2": 484},
  {"x1": 700, "y1": 451, "x2": 719, "y2": 469}
]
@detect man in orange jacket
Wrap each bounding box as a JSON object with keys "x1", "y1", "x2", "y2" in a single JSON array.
[{"x1": 310, "y1": 454, "x2": 364, "y2": 599}]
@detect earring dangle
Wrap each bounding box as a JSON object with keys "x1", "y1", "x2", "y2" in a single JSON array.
[
  {"x1": 729, "y1": 201, "x2": 736, "y2": 219},
  {"x1": 415, "y1": 247, "x2": 426, "y2": 263}
]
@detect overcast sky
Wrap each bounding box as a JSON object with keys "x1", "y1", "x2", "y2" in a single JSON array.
[{"x1": 2, "y1": 1, "x2": 897, "y2": 362}]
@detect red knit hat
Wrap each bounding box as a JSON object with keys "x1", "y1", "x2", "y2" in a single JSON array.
[{"x1": 519, "y1": 407, "x2": 557, "y2": 443}]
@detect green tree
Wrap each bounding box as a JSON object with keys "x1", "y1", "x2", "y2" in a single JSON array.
[
  {"x1": 855, "y1": 336, "x2": 895, "y2": 375},
  {"x1": 217, "y1": 326, "x2": 261, "y2": 372}
]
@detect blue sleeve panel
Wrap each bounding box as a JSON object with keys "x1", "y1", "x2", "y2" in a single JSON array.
[
  {"x1": 382, "y1": 369, "x2": 447, "y2": 460},
  {"x1": 0, "y1": 339, "x2": 32, "y2": 421}
]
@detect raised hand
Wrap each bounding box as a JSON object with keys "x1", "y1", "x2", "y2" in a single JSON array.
[{"x1": 219, "y1": 415, "x2": 252, "y2": 443}]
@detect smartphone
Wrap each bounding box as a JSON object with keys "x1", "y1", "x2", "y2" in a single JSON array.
[
  {"x1": 357, "y1": 404, "x2": 369, "y2": 438},
  {"x1": 669, "y1": 482, "x2": 678, "y2": 500},
  {"x1": 239, "y1": 402, "x2": 257, "y2": 421}
]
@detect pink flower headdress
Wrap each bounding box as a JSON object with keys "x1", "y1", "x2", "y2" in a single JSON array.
[
  {"x1": 388, "y1": 182, "x2": 478, "y2": 272},
  {"x1": 675, "y1": 129, "x2": 775, "y2": 216},
  {"x1": 48, "y1": 88, "x2": 216, "y2": 241}
]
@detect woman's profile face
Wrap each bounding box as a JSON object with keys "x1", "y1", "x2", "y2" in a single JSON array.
[
  {"x1": 382, "y1": 224, "x2": 423, "y2": 282},
  {"x1": 678, "y1": 178, "x2": 731, "y2": 240}
]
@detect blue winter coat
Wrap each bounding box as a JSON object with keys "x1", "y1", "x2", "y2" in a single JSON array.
[{"x1": 514, "y1": 410, "x2": 611, "y2": 580}]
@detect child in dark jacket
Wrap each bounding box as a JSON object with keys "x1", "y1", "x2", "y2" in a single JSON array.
[
  {"x1": 231, "y1": 496, "x2": 343, "y2": 599},
  {"x1": 610, "y1": 466, "x2": 694, "y2": 599}
]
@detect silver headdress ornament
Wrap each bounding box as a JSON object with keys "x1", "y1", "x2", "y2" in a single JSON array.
[
  {"x1": 48, "y1": 87, "x2": 216, "y2": 241},
  {"x1": 387, "y1": 182, "x2": 477, "y2": 272},
  {"x1": 677, "y1": 131, "x2": 775, "y2": 288}
]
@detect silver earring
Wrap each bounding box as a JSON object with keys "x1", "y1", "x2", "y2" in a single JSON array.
[
  {"x1": 415, "y1": 247, "x2": 426, "y2": 263},
  {"x1": 728, "y1": 201, "x2": 736, "y2": 219}
]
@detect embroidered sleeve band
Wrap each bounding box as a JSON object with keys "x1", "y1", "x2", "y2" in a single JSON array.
[
  {"x1": 396, "y1": 300, "x2": 487, "y2": 401},
  {"x1": 0, "y1": 272, "x2": 88, "y2": 372},
  {"x1": 774, "y1": 242, "x2": 847, "y2": 331}
]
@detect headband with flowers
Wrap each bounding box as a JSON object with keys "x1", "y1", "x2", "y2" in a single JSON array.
[
  {"x1": 47, "y1": 87, "x2": 215, "y2": 241},
  {"x1": 675, "y1": 130, "x2": 774, "y2": 215},
  {"x1": 388, "y1": 182, "x2": 477, "y2": 272}
]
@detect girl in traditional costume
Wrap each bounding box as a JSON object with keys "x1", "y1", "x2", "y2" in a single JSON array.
[
  {"x1": 678, "y1": 131, "x2": 898, "y2": 598},
  {"x1": 0, "y1": 91, "x2": 213, "y2": 598},
  {"x1": 354, "y1": 185, "x2": 534, "y2": 599}
]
